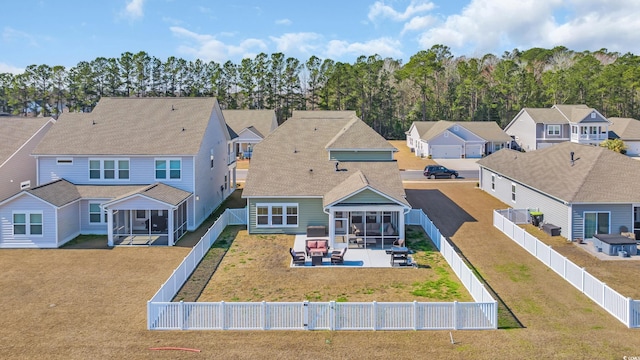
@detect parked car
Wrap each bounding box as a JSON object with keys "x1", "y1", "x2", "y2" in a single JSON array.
[{"x1": 423, "y1": 165, "x2": 458, "y2": 179}]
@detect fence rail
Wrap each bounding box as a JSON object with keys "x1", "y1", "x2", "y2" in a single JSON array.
[
  {"x1": 147, "y1": 208, "x2": 498, "y2": 330},
  {"x1": 494, "y1": 209, "x2": 640, "y2": 328}
]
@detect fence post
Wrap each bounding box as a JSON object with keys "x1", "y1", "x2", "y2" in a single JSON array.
[
  {"x1": 627, "y1": 297, "x2": 633, "y2": 328},
  {"x1": 372, "y1": 301, "x2": 377, "y2": 331},
  {"x1": 220, "y1": 301, "x2": 225, "y2": 330},
  {"x1": 179, "y1": 300, "x2": 185, "y2": 330},
  {"x1": 413, "y1": 300, "x2": 418, "y2": 330},
  {"x1": 453, "y1": 301, "x2": 458, "y2": 330},
  {"x1": 581, "y1": 267, "x2": 586, "y2": 292},
  {"x1": 262, "y1": 301, "x2": 267, "y2": 330},
  {"x1": 330, "y1": 301, "x2": 336, "y2": 331},
  {"x1": 303, "y1": 301, "x2": 309, "y2": 330},
  {"x1": 603, "y1": 283, "x2": 606, "y2": 308}
]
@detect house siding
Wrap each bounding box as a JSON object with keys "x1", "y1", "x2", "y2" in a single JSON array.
[
  {"x1": 193, "y1": 102, "x2": 232, "y2": 230},
  {"x1": 0, "y1": 194, "x2": 57, "y2": 248},
  {"x1": 329, "y1": 151, "x2": 393, "y2": 161},
  {"x1": 248, "y1": 197, "x2": 327, "y2": 234},
  {"x1": 480, "y1": 167, "x2": 570, "y2": 237},
  {"x1": 57, "y1": 201, "x2": 80, "y2": 246},
  {"x1": 428, "y1": 132, "x2": 465, "y2": 146},
  {"x1": 505, "y1": 111, "x2": 537, "y2": 151},
  {"x1": 571, "y1": 204, "x2": 632, "y2": 240},
  {"x1": 339, "y1": 189, "x2": 397, "y2": 204},
  {"x1": 37, "y1": 156, "x2": 196, "y2": 193}
]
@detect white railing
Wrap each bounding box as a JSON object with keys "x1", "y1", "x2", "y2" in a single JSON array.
[
  {"x1": 494, "y1": 210, "x2": 640, "y2": 328},
  {"x1": 147, "y1": 208, "x2": 498, "y2": 331}
]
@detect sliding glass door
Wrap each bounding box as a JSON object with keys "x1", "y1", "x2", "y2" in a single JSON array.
[{"x1": 584, "y1": 212, "x2": 610, "y2": 239}]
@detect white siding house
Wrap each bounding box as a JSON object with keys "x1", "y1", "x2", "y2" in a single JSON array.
[
  {"x1": 608, "y1": 117, "x2": 640, "y2": 156},
  {"x1": 0, "y1": 98, "x2": 235, "y2": 248}
]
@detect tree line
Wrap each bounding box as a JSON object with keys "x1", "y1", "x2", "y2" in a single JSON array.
[{"x1": 2, "y1": 45, "x2": 640, "y2": 139}]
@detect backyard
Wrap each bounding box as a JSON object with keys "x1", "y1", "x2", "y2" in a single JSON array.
[{"x1": 1, "y1": 183, "x2": 639, "y2": 359}]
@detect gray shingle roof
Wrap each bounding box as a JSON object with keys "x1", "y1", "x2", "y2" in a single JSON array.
[
  {"x1": 521, "y1": 104, "x2": 596, "y2": 125},
  {"x1": 608, "y1": 117, "x2": 640, "y2": 141},
  {"x1": 33, "y1": 98, "x2": 224, "y2": 156},
  {"x1": 412, "y1": 120, "x2": 510, "y2": 142},
  {"x1": 477, "y1": 142, "x2": 640, "y2": 203},
  {"x1": 26, "y1": 179, "x2": 81, "y2": 207},
  {"x1": 223, "y1": 110, "x2": 276, "y2": 139},
  {"x1": 0, "y1": 117, "x2": 52, "y2": 165},
  {"x1": 243, "y1": 116, "x2": 408, "y2": 207}
]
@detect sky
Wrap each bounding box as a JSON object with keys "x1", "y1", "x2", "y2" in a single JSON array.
[{"x1": 2, "y1": 0, "x2": 640, "y2": 74}]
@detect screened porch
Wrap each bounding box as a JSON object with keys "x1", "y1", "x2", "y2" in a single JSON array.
[{"x1": 328, "y1": 207, "x2": 406, "y2": 249}]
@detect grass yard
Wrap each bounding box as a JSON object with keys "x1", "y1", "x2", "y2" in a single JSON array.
[
  {"x1": 195, "y1": 225, "x2": 471, "y2": 303},
  {"x1": 388, "y1": 139, "x2": 436, "y2": 170},
  {"x1": 2, "y1": 184, "x2": 640, "y2": 359}
]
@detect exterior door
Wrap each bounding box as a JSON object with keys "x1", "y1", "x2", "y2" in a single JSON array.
[{"x1": 584, "y1": 212, "x2": 610, "y2": 239}]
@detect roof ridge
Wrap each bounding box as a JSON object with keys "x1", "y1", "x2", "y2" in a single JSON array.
[
  {"x1": 564, "y1": 146, "x2": 603, "y2": 202},
  {"x1": 324, "y1": 117, "x2": 359, "y2": 149}
]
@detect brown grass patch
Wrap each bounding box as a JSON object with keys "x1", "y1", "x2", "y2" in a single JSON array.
[{"x1": 389, "y1": 140, "x2": 437, "y2": 170}]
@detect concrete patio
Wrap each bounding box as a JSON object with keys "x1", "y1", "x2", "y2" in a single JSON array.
[{"x1": 291, "y1": 235, "x2": 415, "y2": 268}]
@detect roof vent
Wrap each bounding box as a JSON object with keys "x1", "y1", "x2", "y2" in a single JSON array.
[
  {"x1": 182, "y1": 127, "x2": 185, "y2": 132},
  {"x1": 172, "y1": 105, "x2": 175, "y2": 111},
  {"x1": 92, "y1": 120, "x2": 96, "y2": 125},
  {"x1": 570, "y1": 151, "x2": 575, "y2": 166},
  {"x1": 294, "y1": 147, "x2": 297, "y2": 153},
  {"x1": 309, "y1": 168, "x2": 313, "y2": 172}
]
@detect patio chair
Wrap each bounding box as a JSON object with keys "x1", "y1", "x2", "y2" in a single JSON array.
[
  {"x1": 393, "y1": 239, "x2": 405, "y2": 247},
  {"x1": 331, "y1": 247, "x2": 347, "y2": 264},
  {"x1": 289, "y1": 248, "x2": 306, "y2": 266}
]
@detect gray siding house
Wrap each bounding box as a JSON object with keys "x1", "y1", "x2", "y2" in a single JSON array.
[
  {"x1": 405, "y1": 120, "x2": 511, "y2": 159},
  {"x1": 0, "y1": 98, "x2": 236, "y2": 248},
  {"x1": 478, "y1": 142, "x2": 640, "y2": 242},
  {"x1": 243, "y1": 111, "x2": 411, "y2": 249},
  {"x1": 505, "y1": 104, "x2": 610, "y2": 151},
  {"x1": 0, "y1": 117, "x2": 55, "y2": 201}
]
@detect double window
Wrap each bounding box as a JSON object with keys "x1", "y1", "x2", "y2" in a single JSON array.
[
  {"x1": 155, "y1": 159, "x2": 181, "y2": 180},
  {"x1": 89, "y1": 203, "x2": 107, "y2": 224},
  {"x1": 256, "y1": 203, "x2": 298, "y2": 227},
  {"x1": 13, "y1": 212, "x2": 43, "y2": 236},
  {"x1": 491, "y1": 174, "x2": 495, "y2": 191},
  {"x1": 89, "y1": 159, "x2": 129, "y2": 180},
  {"x1": 511, "y1": 183, "x2": 516, "y2": 202},
  {"x1": 547, "y1": 125, "x2": 560, "y2": 136}
]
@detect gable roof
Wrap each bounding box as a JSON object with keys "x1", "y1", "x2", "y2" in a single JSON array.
[
  {"x1": 243, "y1": 116, "x2": 408, "y2": 207},
  {"x1": 33, "y1": 97, "x2": 226, "y2": 156},
  {"x1": 608, "y1": 117, "x2": 640, "y2": 141},
  {"x1": 411, "y1": 120, "x2": 511, "y2": 142},
  {"x1": 477, "y1": 142, "x2": 640, "y2": 203},
  {"x1": 0, "y1": 117, "x2": 53, "y2": 165},
  {"x1": 24, "y1": 179, "x2": 81, "y2": 207},
  {"x1": 223, "y1": 109, "x2": 276, "y2": 139},
  {"x1": 324, "y1": 116, "x2": 396, "y2": 151}
]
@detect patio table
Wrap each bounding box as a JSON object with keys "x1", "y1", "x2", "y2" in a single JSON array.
[{"x1": 310, "y1": 250, "x2": 324, "y2": 266}]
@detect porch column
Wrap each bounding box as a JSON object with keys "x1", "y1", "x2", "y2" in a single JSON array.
[
  {"x1": 107, "y1": 208, "x2": 114, "y2": 247},
  {"x1": 168, "y1": 208, "x2": 174, "y2": 246},
  {"x1": 328, "y1": 210, "x2": 335, "y2": 249},
  {"x1": 399, "y1": 210, "x2": 406, "y2": 242}
]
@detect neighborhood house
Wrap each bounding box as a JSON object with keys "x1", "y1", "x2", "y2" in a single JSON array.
[
  {"x1": 478, "y1": 142, "x2": 640, "y2": 243},
  {"x1": 223, "y1": 109, "x2": 278, "y2": 159},
  {"x1": 607, "y1": 117, "x2": 640, "y2": 156},
  {"x1": 0, "y1": 98, "x2": 236, "y2": 248},
  {"x1": 242, "y1": 111, "x2": 411, "y2": 249}
]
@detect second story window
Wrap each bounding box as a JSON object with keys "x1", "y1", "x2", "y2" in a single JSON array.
[
  {"x1": 155, "y1": 159, "x2": 181, "y2": 180},
  {"x1": 89, "y1": 159, "x2": 129, "y2": 180},
  {"x1": 547, "y1": 125, "x2": 560, "y2": 136}
]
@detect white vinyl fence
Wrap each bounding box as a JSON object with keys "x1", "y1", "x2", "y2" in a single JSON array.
[
  {"x1": 494, "y1": 209, "x2": 640, "y2": 328},
  {"x1": 147, "y1": 208, "x2": 498, "y2": 330}
]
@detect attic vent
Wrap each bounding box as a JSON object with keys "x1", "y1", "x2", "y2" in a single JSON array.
[{"x1": 590, "y1": 112, "x2": 595, "y2": 118}]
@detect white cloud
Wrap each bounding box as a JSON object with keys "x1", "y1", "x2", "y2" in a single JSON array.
[
  {"x1": 275, "y1": 18, "x2": 292, "y2": 26},
  {"x1": 0, "y1": 62, "x2": 24, "y2": 74},
  {"x1": 368, "y1": 0, "x2": 435, "y2": 22},
  {"x1": 326, "y1": 37, "x2": 403, "y2": 59},
  {"x1": 401, "y1": 15, "x2": 436, "y2": 35},
  {"x1": 270, "y1": 33, "x2": 322, "y2": 54},
  {"x1": 414, "y1": 0, "x2": 640, "y2": 56},
  {"x1": 170, "y1": 26, "x2": 267, "y2": 63},
  {"x1": 122, "y1": 0, "x2": 145, "y2": 20},
  {"x1": 2, "y1": 27, "x2": 38, "y2": 46}
]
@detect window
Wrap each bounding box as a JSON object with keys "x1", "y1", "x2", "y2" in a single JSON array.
[
  {"x1": 511, "y1": 183, "x2": 516, "y2": 202},
  {"x1": 572, "y1": 127, "x2": 578, "y2": 134},
  {"x1": 547, "y1": 125, "x2": 560, "y2": 136},
  {"x1": 89, "y1": 159, "x2": 129, "y2": 180},
  {"x1": 589, "y1": 126, "x2": 598, "y2": 135},
  {"x1": 89, "y1": 203, "x2": 107, "y2": 224},
  {"x1": 255, "y1": 203, "x2": 298, "y2": 227},
  {"x1": 491, "y1": 174, "x2": 495, "y2": 191},
  {"x1": 13, "y1": 212, "x2": 42, "y2": 236},
  {"x1": 155, "y1": 159, "x2": 181, "y2": 180}
]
